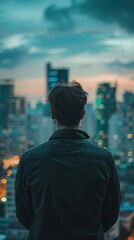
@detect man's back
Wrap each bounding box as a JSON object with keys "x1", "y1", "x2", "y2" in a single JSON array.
[{"x1": 15, "y1": 129, "x2": 121, "y2": 240}]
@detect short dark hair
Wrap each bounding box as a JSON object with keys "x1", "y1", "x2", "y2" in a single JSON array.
[{"x1": 48, "y1": 81, "x2": 88, "y2": 127}]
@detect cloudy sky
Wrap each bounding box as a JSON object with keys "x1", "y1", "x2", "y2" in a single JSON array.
[{"x1": 0, "y1": 0, "x2": 134, "y2": 104}]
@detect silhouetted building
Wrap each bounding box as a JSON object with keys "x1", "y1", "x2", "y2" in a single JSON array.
[
  {"x1": 46, "y1": 62, "x2": 69, "y2": 95},
  {"x1": 123, "y1": 92, "x2": 134, "y2": 164},
  {"x1": 0, "y1": 80, "x2": 27, "y2": 129},
  {"x1": 108, "y1": 112, "x2": 123, "y2": 158},
  {"x1": 7, "y1": 114, "x2": 28, "y2": 156},
  {"x1": 95, "y1": 83, "x2": 116, "y2": 148},
  {"x1": 10, "y1": 96, "x2": 27, "y2": 115},
  {"x1": 5, "y1": 169, "x2": 16, "y2": 220},
  {"x1": 81, "y1": 103, "x2": 96, "y2": 141},
  {"x1": 0, "y1": 79, "x2": 14, "y2": 129}
]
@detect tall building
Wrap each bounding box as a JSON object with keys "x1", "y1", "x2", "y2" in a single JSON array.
[
  {"x1": 7, "y1": 114, "x2": 28, "y2": 156},
  {"x1": 108, "y1": 111, "x2": 123, "y2": 157},
  {"x1": 123, "y1": 92, "x2": 134, "y2": 164},
  {"x1": 81, "y1": 103, "x2": 96, "y2": 141},
  {"x1": 46, "y1": 62, "x2": 69, "y2": 95},
  {"x1": 0, "y1": 79, "x2": 27, "y2": 129},
  {"x1": 95, "y1": 83, "x2": 116, "y2": 148},
  {"x1": 10, "y1": 96, "x2": 27, "y2": 115},
  {"x1": 5, "y1": 169, "x2": 16, "y2": 220},
  {"x1": 0, "y1": 79, "x2": 14, "y2": 129},
  {"x1": 5, "y1": 168, "x2": 28, "y2": 240}
]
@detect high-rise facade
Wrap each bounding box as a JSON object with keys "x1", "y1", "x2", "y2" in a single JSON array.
[
  {"x1": 81, "y1": 103, "x2": 96, "y2": 141},
  {"x1": 108, "y1": 111, "x2": 123, "y2": 157},
  {"x1": 0, "y1": 79, "x2": 14, "y2": 129},
  {"x1": 95, "y1": 83, "x2": 116, "y2": 148},
  {"x1": 0, "y1": 79, "x2": 27, "y2": 129},
  {"x1": 46, "y1": 62, "x2": 69, "y2": 95},
  {"x1": 123, "y1": 92, "x2": 134, "y2": 164},
  {"x1": 5, "y1": 169, "x2": 16, "y2": 220}
]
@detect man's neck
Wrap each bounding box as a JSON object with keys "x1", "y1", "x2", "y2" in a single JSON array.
[{"x1": 56, "y1": 124, "x2": 80, "y2": 130}]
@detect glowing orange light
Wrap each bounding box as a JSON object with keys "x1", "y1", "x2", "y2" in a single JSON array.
[
  {"x1": 128, "y1": 236, "x2": 134, "y2": 240},
  {"x1": 128, "y1": 151, "x2": 133, "y2": 157},
  {"x1": 1, "y1": 179, "x2": 7, "y2": 184},
  {"x1": 0, "y1": 187, "x2": 6, "y2": 198},
  {"x1": 3, "y1": 155, "x2": 20, "y2": 169},
  {"x1": 14, "y1": 155, "x2": 19, "y2": 161},
  {"x1": 127, "y1": 134, "x2": 133, "y2": 139},
  {"x1": 7, "y1": 170, "x2": 12, "y2": 176},
  {"x1": 3, "y1": 159, "x2": 8, "y2": 164}
]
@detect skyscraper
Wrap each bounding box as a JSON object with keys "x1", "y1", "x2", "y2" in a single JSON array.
[
  {"x1": 108, "y1": 111, "x2": 123, "y2": 159},
  {"x1": 81, "y1": 103, "x2": 96, "y2": 141},
  {"x1": 0, "y1": 79, "x2": 27, "y2": 130},
  {"x1": 46, "y1": 62, "x2": 69, "y2": 95},
  {"x1": 123, "y1": 92, "x2": 134, "y2": 164},
  {"x1": 5, "y1": 169, "x2": 16, "y2": 220},
  {"x1": 95, "y1": 83, "x2": 117, "y2": 148},
  {"x1": 0, "y1": 79, "x2": 14, "y2": 129}
]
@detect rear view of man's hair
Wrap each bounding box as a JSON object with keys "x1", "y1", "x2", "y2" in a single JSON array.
[{"x1": 48, "y1": 81, "x2": 88, "y2": 127}]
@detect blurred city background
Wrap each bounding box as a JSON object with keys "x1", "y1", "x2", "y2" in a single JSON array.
[{"x1": 0, "y1": 0, "x2": 134, "y2": 240}]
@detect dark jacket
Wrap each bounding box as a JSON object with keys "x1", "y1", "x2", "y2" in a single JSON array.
[{"x1": 15, "y1": 129, "x2": 121, "y2": 240}]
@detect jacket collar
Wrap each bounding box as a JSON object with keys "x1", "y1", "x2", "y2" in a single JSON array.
[{"x1": 49, "y1": 129, "x2": 90, "y2": 140}]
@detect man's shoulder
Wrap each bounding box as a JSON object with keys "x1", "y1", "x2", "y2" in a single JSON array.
[
  {"x1": 22, "y1": 141, "x2": 51, "y2": 161},
  {"x1": 87, "y1": 141, "x2": 113, "y2": 163}
]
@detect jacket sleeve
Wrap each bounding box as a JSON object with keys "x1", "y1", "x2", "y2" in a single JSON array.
[
  {"x1": 101, "y1": 153, "x2": 121, "y2": 232},
  {"x1": 15, "y1": 154, "x2": 33, "y2": 230}
]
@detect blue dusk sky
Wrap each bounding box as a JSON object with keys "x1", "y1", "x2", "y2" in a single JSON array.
[{"x1": 0, "y1": 0, "x2": 134, "y2": 104}]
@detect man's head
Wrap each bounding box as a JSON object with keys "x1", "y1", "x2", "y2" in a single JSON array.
[{"x1": 48, "y1": 81, "x2": 88, "y2": 128}]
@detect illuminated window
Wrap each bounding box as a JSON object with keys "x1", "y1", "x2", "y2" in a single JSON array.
[
  {"x1": 115, "y1": 160, "x2": 120, "y2": 165},
  {"x1": 48, "y1": 77, "x2": 58, "y2": 83},
  {"x1": 113, "y1": 134, "x2": 119, "y2": 140},
  {"x1": 128, "y1": 151, "x2": 133, "y2": 157},
  {"x1": 7, "y1": 170, "x2": 12, "y2": 177},
  {"x1": 98, "y1": 139, "x2": 104, "y2": 147},
  {"x1": 128, "y1": 158, "x2": 133, "y2": 163},
  {"x1": 96, "y1": 115, "x2": 102, "y2": 120},
  {"x1": 99, "y1": 131, "x2": 104, "y2": 135},
  {"x1": 127, "y1": 134, "x2": 133, "y2": 139},
  {"x1": 1, "y1": 197, "x2": 7, "y2": 202},
  {"x1": 48, "y1": 70, "x2": 58, "y2": 76},
  {"x1": 100, "y1": 104, "x2": 105, "y2": 109},
  {"x1": 1, "y1": 179, "x2": 7, "y2": 184}
]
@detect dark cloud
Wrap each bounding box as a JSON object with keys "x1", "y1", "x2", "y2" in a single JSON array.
[
  {"x1": 79, "y1": 0, "x2": 134, "y2": 33},
  {"x1": 108, "y1": 60, "x2": 134, "y2": 69},
  {"x1": 0, "y1": 46, "x2": 45, "y2": 69},
  {"x1": 44, "y1": 0, "x2": 134, "y2": 33},
  {"x1": 0, "y1": 30, "x2": 115, "y2": 69},
  {"x1": 44, "y1": 4, "x2": 74, "y2": 30},
  {"x1": 0, "y1": 48, "x2": 26, "y2": 68},
  {"x1": 31, "y1": 31, "x2": 113, "y2": 56}
]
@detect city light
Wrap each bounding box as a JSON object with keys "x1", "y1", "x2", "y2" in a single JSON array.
[
  {"x1": 115, "y1": 160, "x2": 120, "y2": 165},
  {"x1": 128, "y1": 158, "x2": 133, "y2": 163},
  {"x1": 7, "y1": 169, "x2": 12, "y2": 177},
  {"x1": 128, "y1": 151, "x2": 133, "y2": 157},
  {"x1": 1, "y1": 197, "x2": 7, "y2": 203},
  {"x1": 113, "y1": 134, "x2": 119, "y2": 140},
  {"x1": 1, "y1": 179, "x2": 7, "y2": 184},
  {"x1": 3, "y1": 155, "x2": 20, "y2": 170},
  {"x1": 127, "y1": 134, "x2": 133, "y2": 139}
]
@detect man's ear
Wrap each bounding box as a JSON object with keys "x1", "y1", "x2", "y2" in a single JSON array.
[
  {"x1": 50, "y1": 108, "x2": 56, "y2": 119},
  {"x1": 80, "y1": 110, "x2": 85, "y2": 120}
]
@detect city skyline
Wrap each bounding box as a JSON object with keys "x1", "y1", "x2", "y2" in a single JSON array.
[{"x1": 0, "y1": 0, "x2": 134, "y2": 104}]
